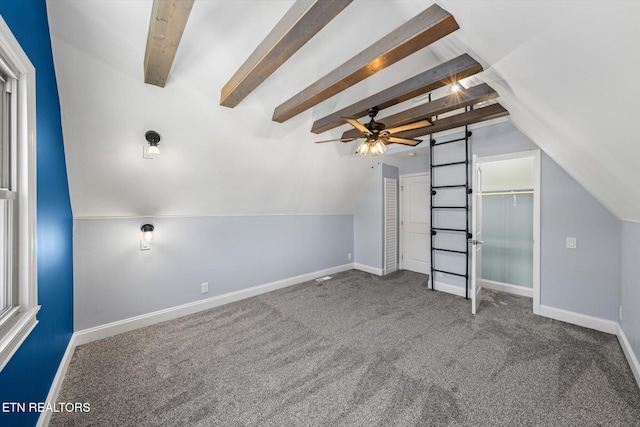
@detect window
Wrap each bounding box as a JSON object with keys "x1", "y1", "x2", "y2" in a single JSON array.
[
  {"x1": 0, "y1": 61, "x2": 13, "y2": 317},
  {"x1": 0, "y1": 16, "x2": 38, "y2": 372}
]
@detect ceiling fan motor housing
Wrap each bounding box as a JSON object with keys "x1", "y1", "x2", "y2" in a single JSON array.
[
  {"x1": 365, "y1": 120, "x2": 386, "y2": 134},
  {"x1": 365, "y1": 106, "x2": 385, "y2": 137}
]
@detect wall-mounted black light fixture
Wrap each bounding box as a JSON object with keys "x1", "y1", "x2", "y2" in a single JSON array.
[
  {"x1": 145, "y1": 130, "x2": 160, "y2": 156},
  {"x1": 141, "y1": 224, "x2": 155, "y2": 242}
]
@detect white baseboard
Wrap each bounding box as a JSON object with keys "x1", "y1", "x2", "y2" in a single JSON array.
[
  {"x1": 617, "y1": 324, "x2": 640, "y2": 389},
  {"x1": 539, "y1": 305, "x2": 618, "y2": 334},
  {"x1": 480, "y1": 279, "x2": 533, "y2": 298},
  {"x1": 36, "y1": 334, "x2": 77, "y2": 427},
  {"x1": 75, "y1": 263, "x2": 354, "y2": 346},
  {"x1": 353, "y1": 263, "x2": 383, "y2": 276},
  {"x1": 433, "y1": 281, "x2": 467, "y2": 297}
]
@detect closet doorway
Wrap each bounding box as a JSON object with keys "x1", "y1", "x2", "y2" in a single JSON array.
[{"x1": 475, "y1": 151, "x2": 540, "y2": 314}]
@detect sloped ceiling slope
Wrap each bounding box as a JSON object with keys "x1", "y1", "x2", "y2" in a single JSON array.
[
  {"x1": 47, "y1": 0, "x2": 428, "y2": 217},
  {"x1": 47, "y1": 1, "x2": 640, "y2": 221},
  {"x1": 435, "y1": 0, "x2": 640, "y2": 222}
]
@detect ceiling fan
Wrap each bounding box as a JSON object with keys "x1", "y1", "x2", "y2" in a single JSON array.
[{"x1": 314, "y1": 106, "x2": 431, "y2": 156}]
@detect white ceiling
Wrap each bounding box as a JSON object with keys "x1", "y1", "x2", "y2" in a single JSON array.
[{"x1": 46, "y1": 0, "x2": 640, "y2": 221}]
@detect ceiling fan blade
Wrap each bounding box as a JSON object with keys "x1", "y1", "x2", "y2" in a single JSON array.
[
  {"x1": 314, "y1": 137, "x2": 360, "y2": 144},
  {"x1": 342, "y1": 117, "x2": 370, "y2": 134},
  {"x1": 384, "y1": 136, "x2": 422, "y2": 146},
  {"x1": 385, "y1": 119, "x2": 432, "y2": 134}
]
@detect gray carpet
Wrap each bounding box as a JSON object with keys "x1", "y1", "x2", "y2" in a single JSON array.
[{"x1": 52, "y1": 270, "x2": 640, "y2": 426}]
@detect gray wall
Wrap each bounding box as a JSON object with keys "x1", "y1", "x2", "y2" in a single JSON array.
[
  {"x1": 540, "y1": 152, "x2": 620, "y2": 320},
  {"x1": 354, "y1": 166, "x2": 383, "y2": 268},
  {"x1": 395, "y1": 121, "x2": 621, "y2": 320},
  {"x1": 74, "y1": 215, "x2": 353, "y2": 330},
  {"x1": 398, "y1": 155, "x2": 429, "y2": 175},
  {"x1": 74, "y1": 121, "x2": 626, "y2": 332},
  {"x1": 353, "y1": 163, "x2": 399, "y2": 270},
  {"x1": 620, "y1": 221, "x2": 640, "y2": 361}
]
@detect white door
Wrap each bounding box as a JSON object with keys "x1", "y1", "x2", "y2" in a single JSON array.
[
  {"x1": 400, "y1": 174, "x2": 430, "y2": 275},
  {"x1": 471, "y1": 157, "x2": 483, "y2": 314}
]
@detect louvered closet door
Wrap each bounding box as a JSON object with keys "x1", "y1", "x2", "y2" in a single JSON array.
[{"x1": 384, "y1": 178, "x2": 398, "y2": 275}]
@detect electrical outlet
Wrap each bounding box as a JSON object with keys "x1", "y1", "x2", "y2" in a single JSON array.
[
  {"x1": 201, "y1": 282, "x2": 209, "y2": 294},
  {"x1": 348, "y1": 253, "x2": 352, "y2": 260},
  {"x1": 566, "y1": 237, "x2": 577, "y2": 249},
  {"x1": 619, "y1": 305, "x2": 623, "y2": 321}
]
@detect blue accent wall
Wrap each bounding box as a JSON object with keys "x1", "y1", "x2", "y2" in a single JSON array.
[{"x1": 0, "y1": 1, "x2": 73, "y2": 426}]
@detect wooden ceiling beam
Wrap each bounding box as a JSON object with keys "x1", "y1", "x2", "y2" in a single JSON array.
[
  {"x1": 392, "y1": 103, "x2": 510, "y2": 140},
  {"x1": 340, "y1": 83, "x2": 498, "y2": 139},
  {"x1": 220, "y1": 0, "x2": 352, "y2": 108},
  {"x1": 314, "y1": 53, "x2": 482, "y2": 134},
  {"x1": 272, "y1": 4, "x2": 459, "y2": 123},
  {"x1": 144, "y1": 0, "x2": 195, "y2": 87}
]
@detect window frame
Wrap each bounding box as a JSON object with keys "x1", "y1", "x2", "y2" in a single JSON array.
[{"x1": 0, "y1": 15, "x2": 38, "y2": 372}]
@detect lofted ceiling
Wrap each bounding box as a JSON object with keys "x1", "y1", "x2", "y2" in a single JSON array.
[{"x1": 46, "y1": 0, "x2": 640, "y2": 221}]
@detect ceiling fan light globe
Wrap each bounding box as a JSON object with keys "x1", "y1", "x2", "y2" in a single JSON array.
[
  {"x1": 374, "y1": 140, "x2": 387, "y2": 154},
  {"x1": 356, "y1": 141, "x2": 369, "y2": 156}
]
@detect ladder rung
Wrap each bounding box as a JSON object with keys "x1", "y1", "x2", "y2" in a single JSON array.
[
  {"x1": 432, "y1": 268, "x2": 468, "y2": 278},
  {"x1": 432, "y1": 184, "x2": 467, "y2": 189},
  {"x1": 433, "y1": 247, "x2": 467, "y2": 255},
  {"x1": 432, "y1": 206, "x2": 467, "y2": 210},
  {"x1": 432, "y1": 227, "x2": 468, "y2": 233},
  {"x1": 431, "y1": 160, "x2": 467, "y2": 168},
  {"x1": 431, "y1": 134, "x2": 471, "y2": 147}
]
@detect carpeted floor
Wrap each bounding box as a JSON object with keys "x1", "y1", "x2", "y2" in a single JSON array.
[{"x1": 51, "y1": 270, "x2": 640, "y2": 426}]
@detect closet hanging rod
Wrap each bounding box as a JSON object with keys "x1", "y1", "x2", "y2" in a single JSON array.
[{"x1": 482, "y1": 190, "x2": 533, "y2": 196}]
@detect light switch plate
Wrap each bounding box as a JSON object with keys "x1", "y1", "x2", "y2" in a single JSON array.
[
  {"x1": 140, "y1": 239, "x2": 151, "y2": 251},
  {"x1": 566, "y1": 237, "x2": 577, "y2": 249}
]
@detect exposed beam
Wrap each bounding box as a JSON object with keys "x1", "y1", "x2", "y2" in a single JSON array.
[
  {"x1": 314, "y1": 54, "x2": 482, "y2": 134},
  {"x1": 393, "y1": 103, "x2": 510, "y2": 140},
  {"x1": 272, "y1": 4, "x2": 459, "y2": 123},
  {"x1": 340, "y1": 83, "x2": 498, "y2": 139},
  {"x1": 220, "y1": 0, "x2": 352, "y2": 108},
  {"x1": 144, "y1": 0, "x2": 195, "y2": 88}
]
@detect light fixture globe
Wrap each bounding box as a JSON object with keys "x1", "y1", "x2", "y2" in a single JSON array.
[
  {"x1": 373, "y1": 140, "x2": 387, "y2": 155},
  {"x1": 356, "y1": 141, "x2": 369, "y2": 156},
  {"x1": 141, "y1": 224, "x2": 155, "y2": 242},
  {"x1": 145, "y1": 130, "x2": 161, "y2": 155}
]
